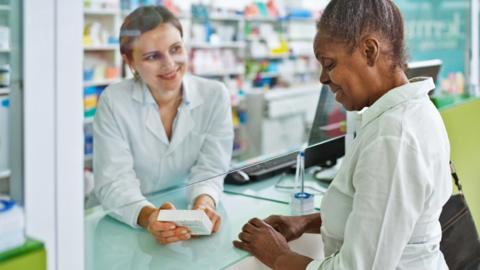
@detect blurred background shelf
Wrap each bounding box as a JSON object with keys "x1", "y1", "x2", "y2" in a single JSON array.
[
  {"x1": 0, "y1": 88, "x2": 10, "y2": 95},
  {"x1": 84, "y1": 9, "x2": 119, "y2": 16},
  {"x1": 83, "y1": 78, "x2": 120, "y2": 87},
  {"x1": 0, "y1": 169, "x2": 11, "y2": 179},
  {"x1": 83, "y1": 45, "x2": 117, "y2": 51}
]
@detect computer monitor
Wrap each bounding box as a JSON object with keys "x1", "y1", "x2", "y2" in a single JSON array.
[
  {"x1": 305, "y1": 85, "x2": 346, "y2": 168},
  {"x1": 406, "y1": 59, "x2": 442, "y2": 86},
  {"x1": 308, "y1": 85, "x2": 346, "y2": 145},
  {"x1": 225, "y1": 84, "x2": 346, "y2": 183}
]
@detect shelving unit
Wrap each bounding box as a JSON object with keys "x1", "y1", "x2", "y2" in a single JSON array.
[
  {"x1": 80, "y1": 2, "x2": 321, "y2": 165},
  {"x1": 189, "y1": 42, "x2": 245, "y2": 49},
  {"x1": 84, "y1": 117, "x2": 94, "y2": 125},
  {"x1": 82, "y1": 4, "x2": 122, "y2": 166},
  {"x1": 84, "y1": 154, "x2": 93, "y2": 162},
  {"x1": 0, "y1": 169, "x2": 11, "y2": 179},
  {"x1": 83, "y1": 78, "x2": 120, "y2": 87},
  {"x1": 84, "y1": 9, "x2": 119, "y2": 16},
  {"x1": 195, "y1": 69, "x2": 244, "y2": 77},
  {"x1": 0, "y1": 1, "x2": 12, "y2": 185},
  {"x1": 0, "y1": 169, "x2": 10, "y2": 193},
  {"x1": 83, "y1": 45, "x2": 117, "y2": 51},
  {"x1": 0, "y1": 88, "x2": 9, "y2": 95}
]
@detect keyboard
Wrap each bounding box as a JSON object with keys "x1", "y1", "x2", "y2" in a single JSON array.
[{"x1": 242, "y1": 151, "x2": 299, "y2": 181}]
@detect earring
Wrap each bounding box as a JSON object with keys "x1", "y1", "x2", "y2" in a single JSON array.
[{"x1": 131, "y1": 68, "x2": 141, "y2": 80}]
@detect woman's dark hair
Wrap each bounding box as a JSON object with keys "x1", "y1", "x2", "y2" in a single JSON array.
[
  {"x1": 317, "y1": 0, "x2": 407, "y2": 70},
  {"x1": 120, "y1": 6, "x2": 183, "y2": 61}
]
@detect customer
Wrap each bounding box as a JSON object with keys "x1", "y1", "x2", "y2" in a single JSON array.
[
  {"x1": 94, "y1": 6, "x2": 234, "y2": 244},
  {"x1": 233, "y1": 0, "x2": 452, "y2": 269}
]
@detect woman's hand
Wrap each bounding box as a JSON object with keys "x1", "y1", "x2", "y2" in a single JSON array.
[
  {"x1": 264, "y1": 215, "x2": 306, "y2": 241},
  {"x1": 264, "y1": 213, "x2": 321, "y2": 242},
  {"x1": 233, "y1": 218, "x2": 294, "y2": 268},
  {"x1": 139, "y1": 203, "x2": 191, "y2": 245},
  {"x1": 192, "y1": 194, "x2": 221, "y2": 233}
]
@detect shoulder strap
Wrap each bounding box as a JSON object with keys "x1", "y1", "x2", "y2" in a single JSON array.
[{"x1": 450, "y1": 161, "x2": 463, "y2": 193}]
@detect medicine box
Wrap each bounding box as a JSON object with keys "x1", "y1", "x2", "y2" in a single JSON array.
[{"x1": 157, "y1": 210, "x2": 213, "y2": 236}]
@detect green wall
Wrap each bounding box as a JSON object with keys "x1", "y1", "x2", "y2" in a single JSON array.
[{"x1": 440, "y1": 98, "x2": 480, "y2": 233}]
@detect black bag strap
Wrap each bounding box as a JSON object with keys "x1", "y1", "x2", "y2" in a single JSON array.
[{"x1": 449, "y1": 161, "x2": 463, "y2": 193}]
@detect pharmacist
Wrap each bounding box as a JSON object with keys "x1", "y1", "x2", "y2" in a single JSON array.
[{"x1": 93, "y1": 6, "x2": 233, "y2": 244}]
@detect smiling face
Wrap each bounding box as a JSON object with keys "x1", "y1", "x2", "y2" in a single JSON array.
[
  {"x1": 126, "y1": 23, "x2": 187, "y2": 93},
  {"x1": 314, "y1": 31, "x2": 381, "y2": 111}
]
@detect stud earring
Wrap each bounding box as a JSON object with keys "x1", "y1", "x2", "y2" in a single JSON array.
[{"x1": 131, "y1": 68, "x2": 141, "y2": 80}]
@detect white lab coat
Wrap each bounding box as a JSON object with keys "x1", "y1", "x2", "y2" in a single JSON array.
[
  {"x1": 307, "y1": 78, "x2": 451, "y2": 270},
  {"x1": 93, "y1": 74, "x2": 234, "y2": 228}
]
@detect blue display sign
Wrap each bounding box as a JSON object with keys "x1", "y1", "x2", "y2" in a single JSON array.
[{"x1": 397, "y1": 0, "x2": 469, "y2": 91}]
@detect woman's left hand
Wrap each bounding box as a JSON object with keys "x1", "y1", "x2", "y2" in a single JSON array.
[
  {"x1": 233, "y1": 218, "x2": 293, "y2": 269},
  {"x1": 192, "y1": 194, "x2": 221, "y2": 233}
]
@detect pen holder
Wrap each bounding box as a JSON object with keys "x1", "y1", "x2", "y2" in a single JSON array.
[{"x1": 290, "y1": 192, "x2": 315, "y2": 215}]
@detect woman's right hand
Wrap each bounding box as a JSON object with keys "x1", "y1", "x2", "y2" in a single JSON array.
[
  {"x1": 143, "y1": 203, "x2": 191, "y2": 244},
  {"x1": 264, "y1": 213, "x2": 322, "y2": 242}
]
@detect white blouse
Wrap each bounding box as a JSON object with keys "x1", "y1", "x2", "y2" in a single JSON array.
[
  {"x1": 307, "y1": 78, "x2": 452, "y2": 270},
  {"x1": 93, "y1": 74, "x2": 234, "y2": 228}
]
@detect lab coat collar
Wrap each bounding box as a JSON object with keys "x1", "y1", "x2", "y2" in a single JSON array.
[
  {"x1": 358, "y1": 77, "x2": 435, "y2": 129},
  {"x1": 167, "y1": 105, "x2": 194, "y2": 154},
  {"x1": 144, "y1": 103, "x2": 196, "y2": 151},
  {"x1": 182, "y1": 74, "x2": 203, "y2": 109},
  {"x1": 135, "y1": 75, "x2": 203, "y2": 148},
  {"x1": 131, "y1": 74, "x2": 204, "y2": 109},
  {"x1": 166, "y1": 74, "x2": 203, "y2": 153}
]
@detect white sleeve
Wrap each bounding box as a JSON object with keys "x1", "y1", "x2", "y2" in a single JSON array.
[
  {"x1": 187, "y1": 84, "x2": 234, "y2": 206},
  {"x1": 93, "y1": 91, "x2": 154, "y2": 228},
  {"x1": 313, "y1": 136, "x2": 430, "y2": 269}
]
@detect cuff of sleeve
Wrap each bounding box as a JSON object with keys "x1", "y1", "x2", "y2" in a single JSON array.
[
  {"x1": 188, "y1": 185, "x2": 221, "y2": 208},
  {"x1": 306, "y1": 259, "x2": 323, "y2": 270},
  {"x1": 109, "y1": 199, "x2": 155, "y2": 229}
]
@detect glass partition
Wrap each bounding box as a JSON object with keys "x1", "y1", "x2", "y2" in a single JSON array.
[
  {"x1": 85, "y1": 164, "x2": 328, "y2": 270},
  {"x1": 82, "y1": 1, "x2": 333, "y2": 211},
  {"x1": 0, "y1": 0, "x2": 24, "y2": 257},
  {"x1": 84, "y1": 1, "x2": 476, "y2": 269},
  {"x1": 0, "y1": 0, "x2": 23, "y2": 202}
]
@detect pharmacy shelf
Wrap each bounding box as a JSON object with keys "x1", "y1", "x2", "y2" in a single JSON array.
[
  {"x1": 258, "y1": 72, "x2": 279, "y2": 78},
  {"x1": 195, "y1": 69, "x2": 244, "y2": 77},
  {"x1": 83, "y1": 78, "x2": 120, "y2": 87},
  {"x1": 249, "y1": 54, "x2": 290, "y2": 60},
  {"x1": 287, "y1": 17, "x2": 316, "y2": 22},
  {"x1": 209, "y1": 14, "x2": 243, "y2": 21},
  {"x1": 0, "y1": 48, "x2": 10, "y2": 53},
  {"x1": 0, "y1": 5, "x2": 10, "y2": 11},
  {"x1": 84, "y1": 45, "x2": 117, "y2": 51},
  {"x1": 84, "y1": 117, "x2": 94, "y2": 125},
  {"x1": 0, "y1": 88, "x2": 10, "y2": 95},
  {"x1": 249, "y1": 70, "x2": 318, "y2": 80},
  {"x1": 189, "y1": 42, "x2": 245, "y2": 49},
  {"x1": 264, "y1": 82, "x2": 322, "y2": 101},
  {"x1": 84, "y1": 9, "x2": 119, "y2": 16},
  {"x1": 287, "y1": 37, "x2": 316, "y2": 42},
  {"x1": 0, "y1": 170, "x2": 11, "y2": 179},
  {"x1": 84, "y1": 154, "x2": 93, "y2": 161},
  {"x1": 245, "y1": 16, "x2": 279, "y2": 22}
]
